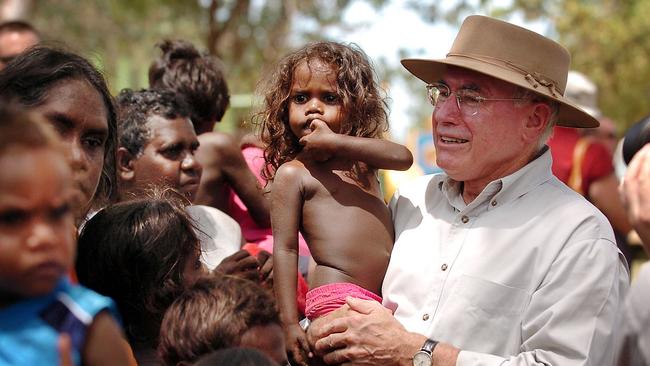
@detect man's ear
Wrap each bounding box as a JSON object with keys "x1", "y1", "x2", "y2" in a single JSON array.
[
  {"x1": 523, "y1": 102, "x2": 552, "y2": 142},
  {"x1": 117, "y1": 147, "x2": 136, "y2": 182}
]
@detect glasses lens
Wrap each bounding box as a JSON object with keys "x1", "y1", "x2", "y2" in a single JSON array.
[{"x1": 456, "y1": 89, "x2": 482, "y2": 116}]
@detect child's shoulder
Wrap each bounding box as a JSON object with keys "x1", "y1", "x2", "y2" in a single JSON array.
[{"x1": 276, "y1": 158, "x2": 310, "y2": 176}]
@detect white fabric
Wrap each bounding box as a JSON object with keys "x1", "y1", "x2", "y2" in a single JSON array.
[
  {"x1": 616, "y1": 262, "x2": 650, "y2": 365},
  {"x1": 186, "y1": 205, "x2": 242, "y2": 271},
  {"x1": 383, "y1": 149, "x2": 629, "y2": 366}
]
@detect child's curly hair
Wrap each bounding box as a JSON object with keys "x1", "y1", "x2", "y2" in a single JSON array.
[{"x1": 256, "y1": 41, "x2": 389, "y2": 181}]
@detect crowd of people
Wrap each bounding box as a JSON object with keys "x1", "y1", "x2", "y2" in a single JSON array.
[{"x1": 1, "y1": 14, "x2": 650, "y2": 366}]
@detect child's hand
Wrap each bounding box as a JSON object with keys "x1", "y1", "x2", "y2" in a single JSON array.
[
  {"x1": 256, "y1": 250, "x2": 274, "y2": 289},
  {"x1": 300, "y1": 119, "x2": 337, "y2": 162},
  {"x1": 213, "y1": 249, "x2": 259, "y2": 281},
  {"x1": 285, "y1": 323, "x2": 312, "y2": 366}
]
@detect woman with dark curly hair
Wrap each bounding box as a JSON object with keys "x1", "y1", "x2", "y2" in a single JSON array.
[
  {"x1": 256, "y1": 41, "x2": 412, "y2": 365},
  {"x1": 75, "y1": 195, "x2": 206, "y2": 365}
]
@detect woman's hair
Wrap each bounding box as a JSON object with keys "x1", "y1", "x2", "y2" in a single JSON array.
[
  {"x1": 0, "y1": 46, "x2": 118, "y2": 204},
  {"x1": 149, "y1": 39, "x2": 230, "y2": 133},
  {"x1": 623, "y1": 115, "x2": 650, "y2": 165},
  {"x1": 157, "y1": 275, "x2": 280, "y2": 365},
  {"x1": 256, "y1": 41, "x2": 389, "y2": 181},
  {"x1": 75, "y1": 195, "x2": 200, "y2": 345},
  {"x1": 0, "y1": 99, "x2": 61, "y2": 155},
  {"x1": 194, "y1": 347, "x2": 278, "y2": 366},
  {"x1": 116, "y1": 88, "x2": 191, "y2": 156}
]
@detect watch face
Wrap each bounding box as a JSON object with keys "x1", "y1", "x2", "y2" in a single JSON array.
[{"x1": 413, "y1": 351, "x2": 432, "y2": 366}]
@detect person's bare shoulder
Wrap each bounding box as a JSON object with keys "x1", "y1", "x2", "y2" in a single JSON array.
[
  {"x1": 274, "y1": 159, "x2": 310, "y2": 182},
  {"x1": 197, "y1": 132, "x2": 242, "y2": 166}
]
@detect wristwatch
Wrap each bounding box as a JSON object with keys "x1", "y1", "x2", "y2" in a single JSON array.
[{"x1": 412, "y1": 338, "x2": 438, "y2": 366}]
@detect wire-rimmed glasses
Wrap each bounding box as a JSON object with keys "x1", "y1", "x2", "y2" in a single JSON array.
[{"x1": 426, "y1": 83, "x2": 526, "y2": 117}]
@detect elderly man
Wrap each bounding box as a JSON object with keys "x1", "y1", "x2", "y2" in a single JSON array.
[{"x1": 310, "y1": 15, "x2": 628, "y2": 366}]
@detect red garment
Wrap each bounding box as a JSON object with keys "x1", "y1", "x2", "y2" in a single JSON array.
[{"x1": 548, "y1": 127, "x2": 613, "y2": 196}]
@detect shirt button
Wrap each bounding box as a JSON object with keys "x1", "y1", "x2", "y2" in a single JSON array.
[
  {"x1": 441, "y1": 263, "x2": 448, "y2": 271},
  {"x1": 461, "y1": 215, "x2": 469, "y2": 223},
  {"x1": 491, "y1": 200, "x2": 497, "y2": 206},
  {"x1": 422, "y1": 313, "x2": 430, "y2": 321}
]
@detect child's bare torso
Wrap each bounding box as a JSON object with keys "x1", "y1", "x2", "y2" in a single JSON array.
[{"x1": 289, "y1": 155, "x2": 393, "y2": 295}]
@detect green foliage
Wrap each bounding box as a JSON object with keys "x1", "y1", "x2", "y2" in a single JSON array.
[{"x1": 27, "y1": 0, "x2": 388, "y2": 131}]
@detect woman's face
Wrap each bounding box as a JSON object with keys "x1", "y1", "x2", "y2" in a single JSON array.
[{"x1": 32, "y1": 79, "x2": 109, "y2": 222}]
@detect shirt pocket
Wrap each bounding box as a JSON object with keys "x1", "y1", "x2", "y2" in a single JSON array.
[{"x1": 433, "y1": 274, "x2": 530, "y2": 356}]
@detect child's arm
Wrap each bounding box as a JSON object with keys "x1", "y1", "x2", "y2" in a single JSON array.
[
  {"x1": 271, "y1": 163, "x2": 312, "y2": 366},
  {"x1": 300, "y1": 119, "x2": 413, "y2": 170},
  {"x1": 82, "y1": 311, "x2": 132, "y2": 366}
]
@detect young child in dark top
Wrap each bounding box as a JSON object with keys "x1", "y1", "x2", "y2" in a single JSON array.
[
  {"x1": 0, "y1": 103, "x2": 129, "y2": 365},
  {"x1": 257, "y1": 41, "x2": 413, "y2": 364},
  {"x1": 75, "y1": 195, "x2": 206, "y2": 365}
]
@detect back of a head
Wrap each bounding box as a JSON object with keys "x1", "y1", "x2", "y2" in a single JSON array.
[
  {"x1": 116, "y1": 88, "x2": 192, "y2": 156},
  {"x1": 623, "y1": 115, "x2": 650, "y2": 165},
  {"x1": 193, "y1": 347, "x2": 278, "y2": 366},
  {"x1": 76, "y1": 195, "x2": 199, "y2": 343},
  {"x1": 564, "y1": 70, "x2": 601, "y2": 119},
  {"x1": 0, "y1": 46, "x2": 118, "y2": 202},
  {"x1": 158, "y1": 275, "x2": 280, "y2": 365},
  {"x1": 149, "y1": 39, "x2": 230, "y2": 132}
]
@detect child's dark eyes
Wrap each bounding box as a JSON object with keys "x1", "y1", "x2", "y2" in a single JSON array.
[
  {"x1": 292, "y1": 94, "x2": 308, "y2": 104},
  {"x1": 291, "y1": 93, "x2": 340, "y2": 104},
  {"x1": 49, "y1": 203, "x2": 71, "y2": 221},
  {"x1": 0, "y1": 209, "x2": 28, "y2": 226},
  {"x1": 323, "y1": 94, "x2": 340, "y2": 104}
]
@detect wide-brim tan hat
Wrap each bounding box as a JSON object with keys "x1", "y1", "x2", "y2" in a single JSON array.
[{"x1": 402, "y1": 15, "x2": 598, "y2": 128}]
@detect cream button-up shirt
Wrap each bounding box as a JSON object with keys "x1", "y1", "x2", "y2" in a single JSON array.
[{"x1": 384, "y1": 149, "x2": 629, "y2": 366}]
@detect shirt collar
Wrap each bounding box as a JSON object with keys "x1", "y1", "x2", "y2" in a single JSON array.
[{"x1": 436, "y1": 146, "x2": 554, "y2": 211}]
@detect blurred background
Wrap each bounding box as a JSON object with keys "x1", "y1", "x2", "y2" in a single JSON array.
[{"x1": 2, "y1": 0, "x2": 649, "y2": 181}]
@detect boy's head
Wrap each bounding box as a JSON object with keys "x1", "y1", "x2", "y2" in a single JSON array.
[
  {"x1": 194, "y1": 347, "x2": 279, "y2": 366},
  {"x1": 116, "y1": 89, "x2": 202, "y2": 202},
  {"x1": 158, "y1": 275, "x2": 286, "y2": 366},
  {"x1": 149, "y1": 39, "x2": 230, "y2": 134},
  {"x1": 0, "y1": 46, "x2": 117, "y2": 220},
  {"x1": 0, "y1": 102, "x2": 75, "y2": 304},
  {"x1": 76, "y1": 195, "x2": 205, "y2": 344}
]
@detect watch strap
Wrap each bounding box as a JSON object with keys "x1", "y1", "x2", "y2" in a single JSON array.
[{"x1": 421, "y1": 338, "x2": 438, "y2": 354}]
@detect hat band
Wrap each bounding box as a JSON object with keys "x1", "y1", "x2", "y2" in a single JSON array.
[{"x1": 446, "y1": 52, "x2": 562, "y2": 98}]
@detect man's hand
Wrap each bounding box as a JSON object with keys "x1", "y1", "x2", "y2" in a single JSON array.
[
  {"x1": 310, "y1": 297, "x2": 423, "y2": 366},
  {"x1": 213, "y1": 249, "x2": 259, "y2": 281},
  {"x1": 299, "y1": 119, "x2": 338, "y2": 162}
]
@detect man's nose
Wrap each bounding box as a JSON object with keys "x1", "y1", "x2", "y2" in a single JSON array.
[
  {"x1": 181, "y1": 152, "x2": 201, "y2": 173},
  {"x1": 434, "y1": 94, "x2": 463, "y2": 121}
]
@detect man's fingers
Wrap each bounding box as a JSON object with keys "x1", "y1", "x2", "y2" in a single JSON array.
[{"x1": 345, "y1": 296, "x2": 382, "y2": 315}]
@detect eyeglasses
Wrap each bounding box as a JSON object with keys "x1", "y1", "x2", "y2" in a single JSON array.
[{"x1": 426, "y1": 83, "x2": 527, "y2": 117}]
